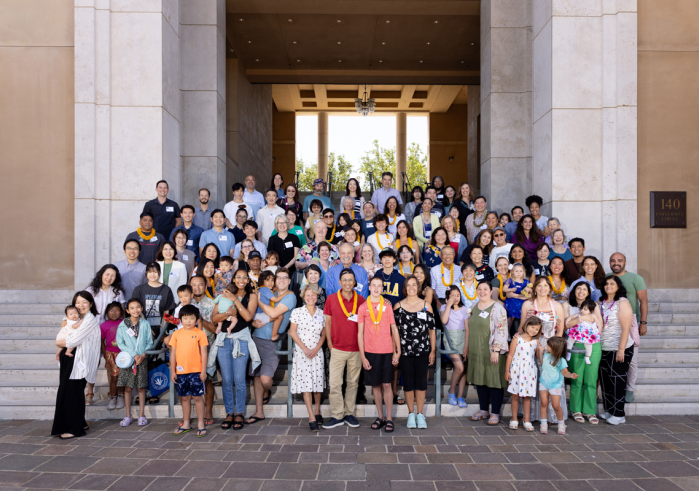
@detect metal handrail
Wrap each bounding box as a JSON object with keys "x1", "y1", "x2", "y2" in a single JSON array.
[
  {"x1": 274, "y1": 332, "x2": 295, "y2": 418},
  {"x1": 401, "y1": 171, "x2": 411, "y2": 204},
  {"x1": 435, "y1": 327, "x2": 458, "y2": 417},
  {"x1": 293, "y1": 171, "x2": 300, "y2": 186},
  {"x1": 143, "y1": 316, "x2": 176, "y2": 417},
  {"x1": 326, "y1": 171, "x2": 333, "y2": 198},
  {"x1": 368, "y1": 172, "x2": 375, "y2": 195}
]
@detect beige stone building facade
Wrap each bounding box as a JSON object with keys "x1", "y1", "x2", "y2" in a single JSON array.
[{"x1": 0, "y1": 0, "x2": 696, "y2": 293}]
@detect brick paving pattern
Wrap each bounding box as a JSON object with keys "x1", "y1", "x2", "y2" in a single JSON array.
[{"x1": 1, "y1": 415, "x2": 699, "y2": 490}]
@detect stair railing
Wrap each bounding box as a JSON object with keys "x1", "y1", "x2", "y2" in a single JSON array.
[
  {"x1": 274, "y1": 332, "x2": 295, "y2": 418},
  {"x1": 368, "y1": 172, "x2": 375, "y2": 196},
  {"x1": 143, "y1": 315, "x2": 175, "y2": 417},
  {"x1": 435, "y1": 326, "x2": 458, "y2": 417},
  {"x1": 325, "y1": 171, "x2": 333, "y2": 198},
  {"x1": 401, "y1": 171, "x2": 411, "y2": 204}
]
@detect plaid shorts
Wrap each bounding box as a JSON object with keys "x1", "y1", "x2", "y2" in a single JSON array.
[{"x1": 174, "y1": 372, "x2": 206, "y2": 397}]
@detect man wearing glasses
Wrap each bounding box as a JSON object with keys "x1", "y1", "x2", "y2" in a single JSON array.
[
  {"x1": 246, "y1": 268, "x2": 297, "y2": 424},
  {"x1": 487, "y1": 226, "x2": 513, "y2": 269},
  {"x1": 193, "y1": 188, "x2": 213, "y2": 231},
  {"x1": 114, "y1": 239, "x2": 147, "y2": 300}
]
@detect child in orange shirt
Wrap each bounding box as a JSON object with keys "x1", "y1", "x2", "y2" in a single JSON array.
[{"x1": 170, "y1": 304, "x2": 209, "y2": 437}]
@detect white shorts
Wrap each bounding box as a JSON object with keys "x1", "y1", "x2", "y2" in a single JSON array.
[{"x1": 539, "y1": 383, "x2": 564, "y2": 397}]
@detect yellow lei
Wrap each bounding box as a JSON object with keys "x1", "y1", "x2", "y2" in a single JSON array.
[
  {"x1": 376, "y1": 232, "x2": 390, "y2": 250},
  {"x1": 388, "y1": 213, "x2": 397, "y2": 225},
  {"x1": 137, "y1": 227, "x2": 156, "y2": 240},
  {"x1": 337, "y1": 291, "x2": 358, "y2": 318},
  {"x1": 399, "y1": 261, "x2": 414, "y2": 276},
  {"x1": 441, "y1": 263, "x2": 455, "y2": 287},
  {"x1": 397, "y1": 237, "x2": 413, "y2": 251},
  {"x1": 367, "y1": 296, "x2": 385, "y2": 326},
  {"x1": 549, "y1": 275, "x2": 566, "y2": 294},
  {"x1": 461, "y1": 279, "x2": 478, "y2": 300},
  {"x1": 497, "y1": 273, "x2": 507, "y2": 301}
]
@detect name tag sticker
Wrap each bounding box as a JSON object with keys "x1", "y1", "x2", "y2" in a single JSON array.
[
  {"x1": 476, "y1": 274, "x2": 484, "y2": 280},
  {"x1": 77, "y1": 361, "x2": 86, "y2": 370},
  {"x1": 417, "y1": 312, "x2": 427, "y2": 320},
  {"x1": 219, "y1": 235, "x2": 227, "y2": 241},
  {"x1": 540, "y1": 313, "x2": 551, "y2": 322},
  {"x1": 176, "y1": 365, "x2": 184, "y2": 373},
  {"x1": 187, "y1": 240, "x2": 194, "y2": 246},
  {"x1": 150, "y1": 237, "x2": 158, "y2": 242},
  {"x1": 479, "y1": 310, "x2": 490, "y2": 319},
  {"x1": 367, "y1": 223, "x2": 374, "y2": 229},
  {"x1": 126, "y1": 328, "x2": 136, "y2": 337},
  {"x1": 535, "y1": 269, "x2": 540, "y2": 275},
  {"x1": 355, "y1": 283, "x2": 364, "y2": 291},
  {"x1": 348, "y1": 314, "x2": 358, "y2": 322},
  {"x1": 166, "y1": 206, "x2": 174, "y2": 212},
  {"x1": 170, "y1": 272, "x2": 179, "y2": 278},
  {"x1": 182, "y1": 255, "x2": 189, "y2": 261},
  {"x1": 285, "y1": 241, "x2": 293, "y2": 248}
]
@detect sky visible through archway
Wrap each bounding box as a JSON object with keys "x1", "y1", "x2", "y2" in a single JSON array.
[{"x1": 295, "y1": 114, "x2": 429, "y2": 175}]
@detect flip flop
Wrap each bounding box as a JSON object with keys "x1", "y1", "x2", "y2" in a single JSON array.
[
  {"x1": 173, "y1": 426, "x2": 191, "y2": 436},
  {"x1": 196, "y1": 428, "x2": 207, "y2": 438},
  {"x1": 262, "y1": 393, "x2": 271, "y2": 405},
  {"x1": 204, "y1": 418, "x2": 215, "y2": 426},
  {"x1": 245, "y1": 416, "x2": 265, "y2": 425}
]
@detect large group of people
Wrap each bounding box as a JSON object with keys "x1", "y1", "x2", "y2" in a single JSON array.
[{"x1": 51, "y1": 171, "x2": 648, "y2": 439}]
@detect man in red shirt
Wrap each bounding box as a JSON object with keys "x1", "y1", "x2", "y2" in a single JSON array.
[{"x1": 323, "y1": 268, "x2": 366, "y2": 429}]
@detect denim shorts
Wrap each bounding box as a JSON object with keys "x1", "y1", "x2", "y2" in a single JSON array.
[{"x1": 174, "y1": 372, "x2": 206, "y2": 397}]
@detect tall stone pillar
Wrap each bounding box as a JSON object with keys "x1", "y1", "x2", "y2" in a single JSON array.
[
  {"x1": 480, "y1": 0, "x2": 532, "y2": 212},
  {"x1": 181, "y1": 0, "x2": 226, "y2": 209},
  {"x1": 318, "y1": 112, "x2": 329, "y2": 180},
  {"x1": 74, "y1": 0, "x2": 181, "y2": 288},
  {"x1": 396, "y1": 112, "x2": 407, "y2": 193},
  {"x1": 531, "y1": 1, "x2": 637, "y2": 269}
]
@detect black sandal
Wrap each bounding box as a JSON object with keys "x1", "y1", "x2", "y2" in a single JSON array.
[
  {"x1": 148, "y1": 396, "x2": 160, "y2": 405},
  {"x1": 233, "y1": 415, "x2": 244, "y2": 431},
  {"x1": 385, "y1": 420, "x2": 395, "y2": 433},
  {"x1": 221, "y1": 415, "x2": 234, "y2": 430},
  {"x1": 371, "y1": 418, "x2": 385, "y2": 430},
  {"x1": 393, "y1": 396, "x2": 406, "y2": 406},
  {"x1": 262, "y1": 392, "x2": 271, "y2": 405}
]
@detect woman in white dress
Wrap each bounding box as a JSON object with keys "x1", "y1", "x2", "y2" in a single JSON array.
[{"x1": 288, "y1": 283, "x2": 326, "y2": 432}]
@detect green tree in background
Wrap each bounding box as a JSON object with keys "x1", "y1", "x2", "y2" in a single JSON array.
[
  {"x1": 406, "y1": 142, "x2": 429, "y2": 189},
  {"x1": 328, "y1": 152, "x2": 352, "y2": 191},
  {"x1": 296, "y1": 158, "x2": 317, "y2": 191},
  {"x1": 359, "y1": 140, "x2": 396, "y2": 189}
]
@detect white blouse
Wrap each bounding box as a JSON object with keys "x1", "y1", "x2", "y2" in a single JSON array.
[{"x1": 65, "y1": 312, "x2": 102, "y2": 383}]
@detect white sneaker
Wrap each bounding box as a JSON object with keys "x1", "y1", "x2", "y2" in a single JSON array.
[
  {"x1": 606, "y1": 415, "x2": 626, "y2": 425},
  {"x1": 566, "y1": 352, "x2": 571, "y2": 361},
  {"x1": 107, "y1": 396, "x2": 117, "y2": 410},
  {"x1": 584, "y1": 356, "x2": 591, "y2": 365},
  {"x1": 599, "y1": 411, "x2": 611, "y2": 420},
  {"x1": 115, "y1": 394, "x2": 125, "y2": 409}
]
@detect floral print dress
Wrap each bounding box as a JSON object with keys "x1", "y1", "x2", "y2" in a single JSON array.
[
  {"x1": 506, "y1": 336, "x2": 538, "y2": 397},
  {"x1": 289, "y1": 306, "x2": 326, "y2": 393},
  {"x1": 568, "y1": 320, "x2": 600, "y2": 345},
  {"x1": 394, "y1": 303, "x2": 436, "y2": 356}
]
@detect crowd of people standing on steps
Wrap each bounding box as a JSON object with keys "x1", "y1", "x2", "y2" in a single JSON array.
[{"x1": 50, "y1": 171, "x2": 648, "y2": 439}]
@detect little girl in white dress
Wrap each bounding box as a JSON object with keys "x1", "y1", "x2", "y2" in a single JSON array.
[{"x1": 505, "y1": 317, "x2": 543, "y2": 431}]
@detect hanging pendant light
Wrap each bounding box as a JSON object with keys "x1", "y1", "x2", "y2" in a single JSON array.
[{"x1": 354, "y1": 85, "x2": 376, "y2": 117}]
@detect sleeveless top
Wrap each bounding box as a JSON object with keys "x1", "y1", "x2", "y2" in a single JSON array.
[
  {"x1": 599, "y1": 298, "x2": 634, "y2": 352},
  {"x1": 526, "y1": 298, "x2": 558, "y2": 348}
]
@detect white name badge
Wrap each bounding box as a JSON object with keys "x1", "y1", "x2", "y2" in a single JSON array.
[
  {"x1": 170, "y1": 272, "x2": 179, "y2": 278},
  {"x1": 435, "y1": 211, "x2": 442, "y2": 217},
  {"x1": 355, "y1": 283, "x2": 364, "y2": 291},
  {"x1": 187, "y1": 240, "x2": 194, "y2": 246},
  {"x1": 540, "y1": 313, "x2": 551, "y2": 322},
  {"x1": 127, "y1": 328, "x2": 136, "y2": 337},
  {"x1": 417, "y1": 312, "x2": 427, "y2": 320},
  {"x1": 182, "y1": 255, "x2": 189, "y2": 261},
  {"x1": 348, "y1": 314, "x2": 358, "y2": 322},
  {"x1": 366, "y1": 223, "x2": 375, "y2": 229},
  {"x1": 437, "y1": 194, "x2": 444, "y2": 200},
  {"x1": 219, "y1": 235, "x2": 228, "y2": 241},
  {"x1": 479, "y1": 310, "x2": 490, "y2": 319},
  {"x1": 535, "y1": 269, "x2": 540, "y2": 275},
  {"x1": 285, "y1": 241, "x2": 293, "y2": 248},
  {"x1": 176, "y1": 365, "x2": 184, "y2": 373},
  {"x1": 335, "y1": 232, "x2": 343, "y2": 237},
  {"x1": 295, "y1": 230, "x2": 303, "y2": 235},
  {"x1": 150, "y1": 237, "x2": 158, "y2": 242},
  {"x1": 476, "y1": 274, "x2": 484, "y2": 280},
  {"x1": 270, "y1": 213, "x2": 275, "y2": 218},
  {"x1": 77, "y1": 361, "x2": 86, "y2": 371},
  {"x1": 166, "y1": 206, "x2": 174, "y2": 212}
]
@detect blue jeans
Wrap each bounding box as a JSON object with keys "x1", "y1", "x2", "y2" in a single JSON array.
[{"x1": 217, "y1": 337, "x2": 249, "y2": 414}]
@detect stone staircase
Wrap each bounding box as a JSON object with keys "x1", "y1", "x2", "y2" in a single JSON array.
[{"x1": 0, "y1": 289, "x2": 697, "y2": 419}]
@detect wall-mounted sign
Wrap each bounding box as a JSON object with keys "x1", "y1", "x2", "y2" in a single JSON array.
[{"x1": 650, "y1": 191, "x2": 686, "y2": 228}]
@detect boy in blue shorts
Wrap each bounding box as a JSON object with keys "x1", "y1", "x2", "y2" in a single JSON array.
[{"x1": 170, "y1": 304, "x2": 209, "y2": 437}]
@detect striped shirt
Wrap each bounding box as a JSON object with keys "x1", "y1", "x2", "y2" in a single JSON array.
[
  {"x1": 65, "y1": 312, "x2": 102, "y2": 384},
  {"x1": 371, "y1": 187, "x2": 403, "y2": 214},
  {"x1": 86, "y1": 287, "x2": 125, "y2": 324}
]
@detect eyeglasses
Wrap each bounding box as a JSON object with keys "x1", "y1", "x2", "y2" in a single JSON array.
[
  {"x1": 494, "y1": 233, "x2": 505, "y2": 237},
  {"x1": 125, "y1": 247, "x2": 140, "y2": 251},
  {"x1": 323, "y1": 215, "x2": 334, "y2": 219},
  {"x1": 277, "y1": 276, "x2": 290, "y2": 280},
  {"x1": 242, "y1": 245, "x2": 253, "y2": 249}
]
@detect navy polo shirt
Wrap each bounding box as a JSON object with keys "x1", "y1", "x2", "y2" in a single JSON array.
[
  {"x1": 143, "y1": 198, "x2": 181, "y2": 241},
  {"x1": 124, "y1": 231, "x2": 166, "y2": 265},
  {"x1": 169, "y1": 223, "x2": 204, "y2": 261}
]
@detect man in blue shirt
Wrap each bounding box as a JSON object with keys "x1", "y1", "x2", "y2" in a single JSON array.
[
  {"x1": 371, "y1": 172, "x2": 403, "y2": 214},
  {"x1": 302, "y1": 178, "x2": 334, "y2": 219},
  {"x1": 169, "y1": 205, "x2": 203, "y2": 261},
  {"x1": 505, "y1": 206, "x2": 523, "y2": 243},
  {"x1": 243, "y1": 174, "x2": 265, "y2": 212},
  {"x1": 325, "y1": 243, "x2": 370, "y2": 298},
  {"x1": 375, "y1": 249, "x2": 404, "y2": 305},
  {"x1": 142, "y1": 180, "x2": 181, "y2": 241},
  {"x1": 198, "y1": 209, "x2": 236, "y2": 256},
  {"x1": 360, "y1": 201, "x2": 377, "y2": 240},
  {"x1": 247, "y1": 268, "x2": 297, "y2": 424}
]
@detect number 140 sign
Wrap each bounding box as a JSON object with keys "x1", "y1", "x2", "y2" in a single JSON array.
[{"x1": 650, "y1": 191, "x2": 687, "y2": 228}]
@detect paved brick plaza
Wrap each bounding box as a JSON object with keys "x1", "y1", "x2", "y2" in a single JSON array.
[{"x1": 1, "y1": 416, "x2": 698, "y2": 491}]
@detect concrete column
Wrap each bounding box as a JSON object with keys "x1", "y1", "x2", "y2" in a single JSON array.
[
  {"x1": 467, "y1": 85, "x2": 481, "y2": 195},
  {"x1": 318, "y1": 112, "x2": 329, "y2": 180},
  {"x1": 396, "y1": 112, "x2": 407, "y2": 193},
  {"x1": 480, "y1": 0, "x2": 532, "y2": 212},
  {"x1": 74, "y1": 0, "x2": 181, "y2": 288},
  {"x1": 181, "y1": 0, "x2": 226, "y2": 209},
  {"x1": 532, "y1": 0, "x2": 637, "y2": 270}
]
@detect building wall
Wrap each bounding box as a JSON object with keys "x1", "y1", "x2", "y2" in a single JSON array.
[
  {"x1": 272, "y1": 106, "x2": 296, "y2": 185},
  {"x1": 637, "y1": 0, "x2": 699, "y2": 288},
  {"x1": 429, "y1": 104, "x2": 469, "y2": 188},
  {"x1": 0, "y1": 0, "x2": 74, "y2": 289},
  {"x1": 226, "y1": 58, "x2": 273, "y2": 200}
]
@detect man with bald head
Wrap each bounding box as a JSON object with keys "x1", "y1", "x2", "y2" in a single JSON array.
[
  {"x1": 295, "y1": 219, "x2": 339, "y2": 270},
  {"x1": 608, "y1": 252, "x2": 648, "y2": 403},
  {"x1": 325, "y1": 243, "x2": 369, "y2": 298}
]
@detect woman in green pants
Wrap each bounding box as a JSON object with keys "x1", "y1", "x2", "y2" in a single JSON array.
[{"x1": 566, "y1": 283, "x2": 603, "y2": 424}]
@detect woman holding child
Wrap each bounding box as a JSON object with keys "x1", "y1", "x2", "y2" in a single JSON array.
[{"x1": 52, "y1": 291, "x2": 102, "y2": 439}]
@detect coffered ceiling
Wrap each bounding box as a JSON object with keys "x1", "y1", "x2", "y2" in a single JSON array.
[{"x1": 225, "y1": 0, "x2": 481, "y2": 85}]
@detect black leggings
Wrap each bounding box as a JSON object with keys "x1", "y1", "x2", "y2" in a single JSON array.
[
  {"x1": 475, "y1": 385, "x2": 505, "y2": 415},
  {"x1": 399, "y1": 354, "x2": 429, "y2": 392}
]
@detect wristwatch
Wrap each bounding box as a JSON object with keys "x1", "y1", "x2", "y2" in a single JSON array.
[{"x1": 639, "y1": 321, "x2": 647, "y2": 325}]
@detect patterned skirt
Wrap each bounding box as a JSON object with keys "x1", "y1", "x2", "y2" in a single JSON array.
[{"x1": 116, "y1": 360, "x2": 149, "y2": 389}]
